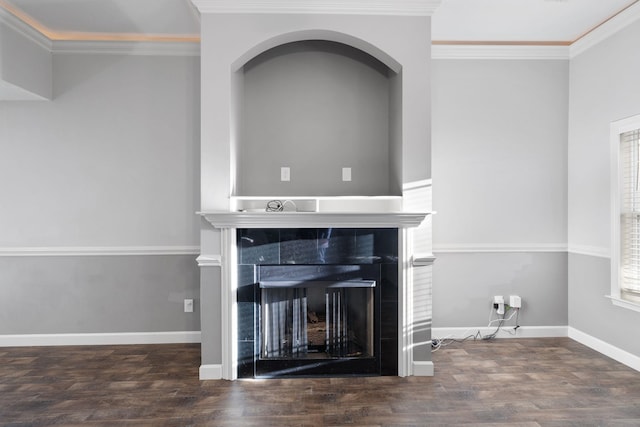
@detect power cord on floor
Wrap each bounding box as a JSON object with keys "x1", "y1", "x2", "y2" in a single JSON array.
[{"x1": 431, "y1": 306, "x2": 521, "y2": 351}]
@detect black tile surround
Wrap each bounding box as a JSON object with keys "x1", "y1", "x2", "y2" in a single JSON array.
[{"x1": 237, "y1": 228, "x2": 399, "y2": 378}]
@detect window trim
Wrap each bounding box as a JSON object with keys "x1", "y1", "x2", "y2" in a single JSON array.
[{"x1": 610, "y1": 114, "x2": 640, "y2": 313}]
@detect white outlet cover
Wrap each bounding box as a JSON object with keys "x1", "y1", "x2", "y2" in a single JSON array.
[
  {"x1": 280, "y1": 167, "x2": 290, "y2": 181},
  {"x1": 342, "y1": 167, "x2": 352, "y2": 181}
]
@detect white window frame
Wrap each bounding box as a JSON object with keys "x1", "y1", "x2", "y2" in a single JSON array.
[{"x1": 610, "y1": 114, "x2": 640, "y2": 313}]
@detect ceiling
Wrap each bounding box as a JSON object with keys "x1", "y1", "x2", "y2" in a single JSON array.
[{"x1": 0, "y1": 0, "x2": 638, "y2": 45}]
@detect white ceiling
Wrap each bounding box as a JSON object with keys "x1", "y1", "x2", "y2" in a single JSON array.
[{"x1": 0, "y1": 0, "x2": 637, "y2": 44}]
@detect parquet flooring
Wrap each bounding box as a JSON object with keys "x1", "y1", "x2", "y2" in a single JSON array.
[{"x1": 1, "y1": 338, "x2": 640, "y2": 426}]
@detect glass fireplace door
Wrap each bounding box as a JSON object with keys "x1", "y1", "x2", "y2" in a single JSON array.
[{"x1": 260, "y1": 280, "x2": 375, "y2": 360}]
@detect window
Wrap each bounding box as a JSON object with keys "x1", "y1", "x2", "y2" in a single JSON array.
[{"x1": 611, "y1": 114, "x2": 640, "y2": 311}]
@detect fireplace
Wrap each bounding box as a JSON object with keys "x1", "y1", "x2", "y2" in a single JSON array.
[
  {"x1": 237, "y1": 228, "x2": 398, "y2": 378},
  {"x1": 192, "y1": 0, "x2": 437, "y2": 380}
]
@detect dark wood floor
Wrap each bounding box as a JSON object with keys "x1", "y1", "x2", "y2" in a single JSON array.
[{"x1": 1, "y1": 338, "x2": 640, "y2": 426}]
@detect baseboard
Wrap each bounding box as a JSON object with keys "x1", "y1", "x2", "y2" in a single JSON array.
[
  {"x1": 412, "y1": 361, "x2": 434, "y2": 376},
  {"x1": 0, "y1": 331, "x2": 201, "y2": 347},
  {"x1": 568, "y1": 327, "x2": 640, "y2": 372},
  {"x1": 432, "y1": 325, "x2": 568, "y2": 340},
  {"x1": 199, "y1": 364, "x2": 223, "y2": 380}
]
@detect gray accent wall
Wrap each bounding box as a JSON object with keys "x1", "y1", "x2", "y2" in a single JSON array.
[
  {"x1": 433, "y1": 252, "x2": 568, "y2": 328},
  {"x1": 568, "y1": 19, "x2": 640, "y2": 357},
  {"x1": 0, "y1": 255, "x2": 200, "y2": 334},
  {"x1": 239, "y1": 40, "x2": 395, "y2": 197},
  {"x1": 0, "y1": 53, "x2": 201, "y2": 335}
]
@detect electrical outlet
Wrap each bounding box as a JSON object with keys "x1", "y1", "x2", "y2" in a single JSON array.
[
  {"x1": 184, "y1": 299, "x2": 194, "y2": 313},
  {"x1": 280, "y1": 167, "x2": 290, "y2": 182},
  {"x1": 342, "y1": 167, "x2": 352, "y2": 181},
  {"x1": 509, "y1": 295, "x2": 522, "y2": 308},
  {"x1": 493, "y1": 295, "x2": 505, "y2": 315}
]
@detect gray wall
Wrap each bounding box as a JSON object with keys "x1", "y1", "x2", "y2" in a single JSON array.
[
  {"x1": 0, "y1": 19, "x2": 51, "y2": 100},
  {"x1": 239, "y1": 41, "x2": 395, "y2": 196},
  {"x1": 431, "y1": 58, "x2": 569, "y2": 329},
  {"x1": 0, "y1": 53, "x2": 201, "y2": 334},
  {"x1": 0, "y1": 255, "x2": 199, "y2": 334},
  {"x1": 568, "y1": 20, "x2": 640, "y2": 355},
  {"x1": 434, "y1": 252, "x2": 568, "y2": 328}
]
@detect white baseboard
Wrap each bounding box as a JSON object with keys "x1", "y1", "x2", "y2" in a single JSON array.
[
  {"x1": 568, "y1": 327, "x2": 640, "y2": 372},
  {"x1": 432, "y1": 326, "x2": 568, "y2": 340},
  {"x1": 200, "y1": 364, "x2": 223, "y2": 380},
  {"x1": 0, "y1": 331, "x2": 201, "y2": 347},
  {"x1": 412, "y1": 361, "x2": 434, "y2": 376}
]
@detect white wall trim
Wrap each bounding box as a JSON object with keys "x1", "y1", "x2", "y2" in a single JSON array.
[
  {"x1": 568, "y1": 244, "x2": 610, "y2": 259},
  {"x1": 606, "y1": 295, "x2": 640, "y2": 313},
  {"x1": 192, "y1": 0, "x2": 443, "y2": 16},
  {"x1": 0, "y1": 246, "x2": 200, "y2": 257},
  {"x1": 432, "y1": 44, "x2": 569, "y2": 60},
  {"x1": 52, "y1": 41, "x2": 200, "y2": 56},
  {"x1": 412, "y1": 361, "x2": 434, "y2": 376},
  {"x1": 433, "y1": 243, "x2": 567, "y2": 254},
  {"x1": 0, "y1": 331, "x2": 201, "y2": 347},
  {"x1": 568, "y1": 327, "x2": 640, "y2": 372},
  {"x1": 570, "y1": 0, "x2": 640, "y2": 59},
  {"x1": 432, "y1": 326, "x2": 568, "y2": 340},
  {"x1": 0, "y1": 6, "x2": 52, "y2": 51},
  {"x1": 196, "y1": 254, "x2": 223, "y2": 267},
  {"x1": 199, "y1": 364, "x2": 223, "y2": 380}
]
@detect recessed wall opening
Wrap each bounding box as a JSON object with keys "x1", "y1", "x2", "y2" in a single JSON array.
[{"x1": 235, "y1": 40, "x2": 402, "y2": 197}]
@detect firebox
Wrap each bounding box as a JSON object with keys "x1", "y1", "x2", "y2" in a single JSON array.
[{"x1": 237, "y1": 228, "x2": 398, "y2": 378}]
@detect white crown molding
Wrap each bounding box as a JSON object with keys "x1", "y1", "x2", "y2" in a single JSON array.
[
  {"x1": 570, "y1": 1, "x2": 640, "y2": 59},
  {"x1": 52, "y1": 41, "x2": 200, "y2": 56},
  {"x1": 569, "y1": 327, "x2": 640, "y2": 372},
  {"x1": 0, "y1": 6, "x2": 51, "y2": 51},
  {"x1": 191, "y1": 0, "x2": 442, "y2": 16},
  {"x1": 0, "y1": 331, "x2": 201, "y2": 347},
  {"x1": 433, "y1": 243, "x2": 567, "y2": 254},
  {"x1": 432, "y1": 44, "x2": 569, "y2": 60},
  {"x1": 0, "y1": 245, "x2": 200, "y2": 257},
  {"x1": 567, "y1": 244, "x2": 610, "y2": 259}
]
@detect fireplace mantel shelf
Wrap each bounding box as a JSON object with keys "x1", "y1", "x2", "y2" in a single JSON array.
[{"x1": 198, "y1": 211, "x2": 430, "y2": 229}]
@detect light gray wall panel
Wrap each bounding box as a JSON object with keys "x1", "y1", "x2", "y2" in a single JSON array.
[
  {"x1": 0, "y1": 54, "x2": 200, "y2": 248},
  {"x1": 432, "y1": 59, "x2": 568, "y2": 247},
  {"x1": 0, "y1": 255, "x2": 200, "y2": 334},
  {"x1": 568, "y1": 20, "x2": 640, "y2": 251},
  {"x1": 432, "y1": 252, "x2": 568, "y2": 328},
  {"x1": 569, "y1": 253, "x2": 640, "y2": 356}
]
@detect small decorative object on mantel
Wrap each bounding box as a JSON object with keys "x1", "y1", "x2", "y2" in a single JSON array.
[{"x1": 266, "y1": 199, "x2": 297, "y2": 212}]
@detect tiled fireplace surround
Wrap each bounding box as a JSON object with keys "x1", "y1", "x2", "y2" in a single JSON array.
[{"x1": 192, "y1": 0, "x2": 437, "y2": 380}]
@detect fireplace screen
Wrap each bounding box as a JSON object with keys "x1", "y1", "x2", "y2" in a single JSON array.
[{"x1": 260, "y1": 280, "x2": 375, "y2": 360}]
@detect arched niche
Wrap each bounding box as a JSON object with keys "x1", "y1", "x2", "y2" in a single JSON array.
[{"x1": 233, "y1": 39, "x2": 402, "y2": 197}]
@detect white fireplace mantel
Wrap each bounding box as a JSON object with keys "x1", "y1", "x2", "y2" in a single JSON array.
[{"x1": 198, "y1": 211, "x2": 430, "y2": 229}]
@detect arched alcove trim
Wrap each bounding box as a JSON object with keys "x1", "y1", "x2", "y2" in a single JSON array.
[{"x1": 231, "y1": 29, "x2": 402, "y2": 73}]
